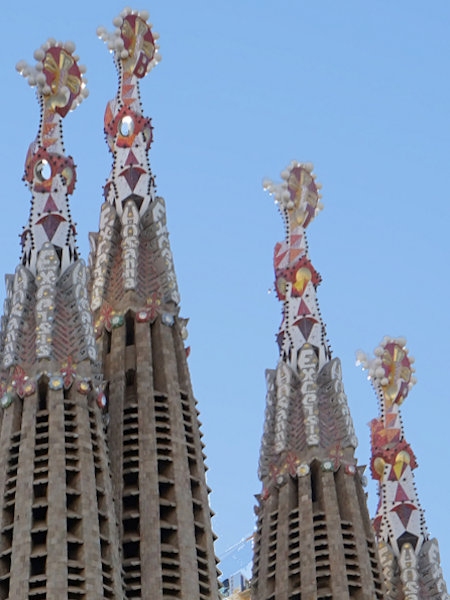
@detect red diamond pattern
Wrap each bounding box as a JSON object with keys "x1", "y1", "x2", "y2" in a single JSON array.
[
  {"x1": 293, "y1": 317, "x2": 317, "y2": 341},
  {"x1": 43, "y1": 195, "x2": 59, "y2": 213},
  {"x1": 125, "y1": 151, "x2": 139, "y2": 166},
  {"x1": 394, "y1": 484, "x2": 409, "y2": 503},
  {"x1": 37, "y1": 214, "x2": 66, "y2": 241},
  {"x1": 120, "y1": 166, "x2": 146, "y2": 191},
  {"x1": 391, "y1": 503, "x2": 416, "y2": 528}
]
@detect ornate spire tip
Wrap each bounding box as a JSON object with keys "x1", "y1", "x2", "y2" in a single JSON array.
[
  {"x1": 263, "y1": 160, "x2": 323, "y2": 230},
  {"x1": 16, "y1": 40, "x2": 88, "y2": 115},
  {"x1": 97, "y1": 8, "x2": 161, "y2": 78},
  {"x1": 357, "y1": 336, "x2": 416, "y2": 407}
]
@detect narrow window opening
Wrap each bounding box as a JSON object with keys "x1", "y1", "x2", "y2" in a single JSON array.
[
  {"x1": 105, "y1": 330, "x2": 112, "y2": 355},
  {"x1": 30, "y1": 555, "x2": 46, "y2": 576},
  {"x1": 311, "y1": 463, "x2": 319, "y2": 504},
  {"x1": 38, "y1": 379, "x2": 48, "y2": 411},
  {"x1": 126, "y1": 313, "x2": 135, "y2": 346},
  {"x1": 126, "y1": 370, "x2": 136, "y2": 387}
]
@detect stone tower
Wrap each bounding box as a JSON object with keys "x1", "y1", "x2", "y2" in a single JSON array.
[
  {"x1": 359, "y1": 336, "x2": 449, "y2": 599},
  {"x1": 0, "y1": 41, "x2": 124, "y2": 598},
  {"x1": 89, "y1": 9, "x2": 219, "y2": 599},
  {"x1": 252, "y1": 162, "x2": 385, "y2": 600}
]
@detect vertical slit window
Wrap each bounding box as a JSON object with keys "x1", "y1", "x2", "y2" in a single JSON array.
[
  {"x1": 125, "y1": 370, "x2": 135, "y2": 388},
  {"x1": 38, "y1": 379, "x2": 48, "y2": 411},
  {"x1": 104, "y1": 330, "x2": 112, "y2": 355},
  {"x1": 125, "y1": 313, "x2": 135, "y2": 347},
  {"x1": 311, "y1": 464, "x2": 318, "y2": 503}
]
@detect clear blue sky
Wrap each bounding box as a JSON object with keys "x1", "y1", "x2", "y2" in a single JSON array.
[{"x1": 1, "y1": 0, "x2": 450, "y2": 580}]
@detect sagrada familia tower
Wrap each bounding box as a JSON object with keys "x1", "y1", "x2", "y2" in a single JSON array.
[{"x1": 0, "y1": 6, "x2": 447, "y2": 600}]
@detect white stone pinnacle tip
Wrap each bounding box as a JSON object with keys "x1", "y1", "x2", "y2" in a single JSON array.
[
  {"x1": 355, "y1": 349, "x2": 366, "y2": 362},
  {"x1": 33, "y1": 48, "x2": 45, "y2": 61},
  {"x1": 15, "y1": 60, "x2": 27, "y2": 73},
  {"x1": 64, "y1": 40, "x2": 76, "y2": 53}
]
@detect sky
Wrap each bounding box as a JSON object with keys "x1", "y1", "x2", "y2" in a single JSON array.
[{"x1": 1, "y1": 0, "x2": 450, "y2": 582}]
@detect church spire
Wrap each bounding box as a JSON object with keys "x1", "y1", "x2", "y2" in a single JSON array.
[
  {"x1": 359, "y1": 337, "x2": 449, "y2": 599},
  {"x1": 258, "y1": 161, "x2": 357, "y2": 481},
  {"x1": 16, "y1": 40, "x2": 88, "y2": 275},
  {"x1": 252, "y1": 162, "x2": 384, "y2": 600},
  {"x1": 96, "y1": 6, "x2": 159, "y2": 224},
  {"x1": 0, "y1": 40, "x2": 124, "y2": 599},
  {"x1": 91, "y1": 8, "x2": 179, "y2": 310},
  {"x1": 89, "y1": 10, "x2": 219, "y2": 598},
  {"x1": 263, "y1": 161, "x2": 329, "y2": 370},
  {"x1": 2, "y1": 41, "x2": 95, "y2": 371}
]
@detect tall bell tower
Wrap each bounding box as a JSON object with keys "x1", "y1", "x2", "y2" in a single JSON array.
[
  {"x1": 89, "y1": 9, "x2": 219, "y2": 599},
  {"x1": 0, "y1": 40, "x2": 124, "y2": 599},
  {"x1": 252, "y1": 162, "x2": 385, "y2": 600}
]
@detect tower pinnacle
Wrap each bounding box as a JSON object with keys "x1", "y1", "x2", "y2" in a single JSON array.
[
  {"x1": 263, "y1": 162, "x2": 327, "y2": 373},
  {"x1": 258, "y1": 161, "x2": 357, "y2": 484},
  {"x1": 2, "y1": 42, "x2": 95, "y2": 371},
  {"x1": 359, "y1": 337, "x2": 449, "y2": 599},
  {"x1": 91, "y1": 9, "x2": 178, "y2": 313},
  {"x1": 89, "y1": 10, "x2": 219, "y2": 598},
  {"x1": 16, "y1": 41, "x2": 88, "y2": 275},
  {"x1": 0, "y1": 40, "x2": 123, "y2": 599},
  {"x1": 252, "y1": 162, "x2": 383, "y2": 600}
]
